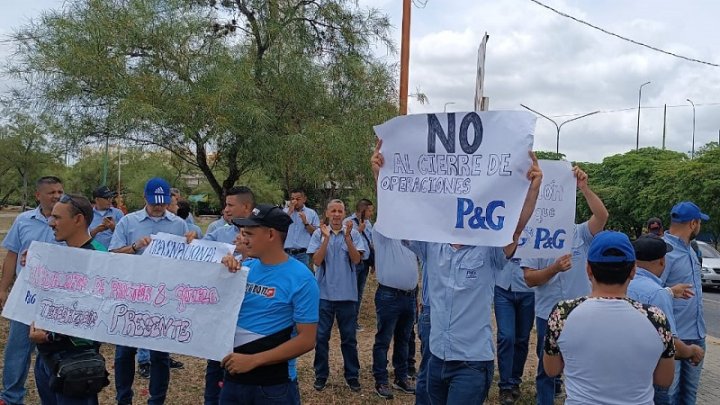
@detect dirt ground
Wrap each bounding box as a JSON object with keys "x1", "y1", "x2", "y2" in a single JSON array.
[{"x1": 0, "y1": 209, "x2": 554, "y2": 404}]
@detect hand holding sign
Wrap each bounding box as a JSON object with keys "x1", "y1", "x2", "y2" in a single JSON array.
[
  {"x1": 573, "y1": 166, "x2": 589, "y2": 190},
  {"x1": 527, "y1": 152, "x2": 543, "y2": 186},
  {"x1": 135, "y1": 236, "x2": 152, "y2": 250},
  {"x1": 221, "y1": 254, "x2": 241, "y2": 273},
  {"x1": 371, "y1": 139, "x2": 384, "y2": 182}
]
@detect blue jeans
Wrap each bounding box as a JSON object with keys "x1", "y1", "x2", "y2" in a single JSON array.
[
  {"x1": 114, "y1": 346, "x2": 170, "y2": 405},
  {"x1": 535, "y1": 317, "x2": 557, "y2": 405},
  {"x1": 493, "y1": 286, "x2": 534, "y2": 390},
  {"x1": 289, "y1": 252, "x2": 310, "y2": 270},
  {"x1": 314, "y1": 299, "x2": 360, "y2": 380},
  {"x1": 219, "y1": 380, "x2": 300, "y2": 405},
  {"x1": 355, "y1": 261, "x2": 370, "y2": 318},
  {"x1": 137, "y1": 348, "x2": 150, "y2": 365},
  {"x1": 654, "y1": 384, "x2": 671, "y2": 405},
  {"x1": 1, "y1": 320, "x2": 35, "y2": 405},
  {"x1": 668, "y1": 338, "x2": 705, "y2": 405},
  {"x1": 427, "y1": 354, "x2": 493, "y2": 405},
  {"x1": 372, "y1": 285, "x2": 416, "y2": 385},
  {"x1": 34, "y1": 354, "x2": 99, "y2": 405},
  {"x1": 204, "y1": 360, "x2": 223, "y2": 405},
  {"x1": 415, "y1": 306, "x2": 431, "y2": 405}
]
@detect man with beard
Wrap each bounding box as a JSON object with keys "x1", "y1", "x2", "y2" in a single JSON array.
[{"x1": 661, "y1": 201, "x2": 709, "y2": 404}]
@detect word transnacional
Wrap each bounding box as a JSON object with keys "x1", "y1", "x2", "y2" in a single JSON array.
[
  {"x1": 374, "y1": 111, "x2": 536, "y2": 246},
  {"x1": 2, "y1": 242, "x2": 248, "y2": 361}
]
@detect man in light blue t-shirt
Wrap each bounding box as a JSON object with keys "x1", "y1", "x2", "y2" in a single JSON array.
[
  {"x1": 521, "y1": 166, "x2": 608, "y2": 405},
  {"x1": 221, "y1": 204, "x2": 319, "y2": 404}
]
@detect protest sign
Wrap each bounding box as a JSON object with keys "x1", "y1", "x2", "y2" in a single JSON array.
[
  {"x1": 373, "y1": 111, "x2": 536, "y2": 246},
  {"x1": 515, "y1": 160, "x2": 576, "y2": 258},
  {"x1": 143, "y1": 232, "x2": 235, "y2": 263},
  {"x1": 2, "y1": 242, "x2": 247, "y2": 361}
]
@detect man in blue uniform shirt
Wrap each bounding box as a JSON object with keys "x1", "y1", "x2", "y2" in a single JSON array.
[
  {"x1": 308, "y1": 199, "x2": 366, "y2": 393},
  {"x1": 628, "y1": 234, "x2": 704, "y2": 405},
  {"x1": 221, "y1": 204, "x2": 319, "y2": 404},
  {"x1": 89, "y1": 185, "x2": 124, "y2": 249},
  {"x1": 345, "y1": 198, "x2": 375, "y2": 330},
  {"x1": 109, "y1": 177, "x2": 191, "y2": 405},
  {"x1": 661, "y1": 201, "x2": 709, "y2": 404},
  {"x1": 371, "y1": 142, "x2": 543, "y2": 405},
  {"x1": 284, "y1": 188, "x2": 320, "y2": 268},
  {"x1": 0, "y1": 176, "x2": 63, "y2": 405}
]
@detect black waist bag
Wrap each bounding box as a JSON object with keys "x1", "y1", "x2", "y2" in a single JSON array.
[{"x1": 46, "y1": 349, "x2": 110, "y2": 397}]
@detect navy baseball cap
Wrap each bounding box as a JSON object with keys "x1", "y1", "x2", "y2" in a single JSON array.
[
  {"x1": 93, "y1": 185, "x2": 117, "y2": 199},
  {"x1": 587, "y1": 231, "x2": 636, "y2": 263},
  {"x1": 232, "y1": 204, "x2": 292, "y2": 233},
  {"x1": 144, "y1": 177, "x2": 172, "y2": 205},
  {"x1": 633, "y1": 234, "x2": 673, "y2": 262},
  {"x1": 670, "y1": 201, "x2": 709, "y2": 223}
]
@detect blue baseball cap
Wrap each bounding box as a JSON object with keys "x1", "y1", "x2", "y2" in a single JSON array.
[
  {"x1": 144, "y1": 177, "x2": 172, "y2": 205},
  {"x1": 587, "y1": 231, "x2": 636, "y2": 263},
  {"x1": 670, "y1": 201, "x2": 709, "y2": 223}
]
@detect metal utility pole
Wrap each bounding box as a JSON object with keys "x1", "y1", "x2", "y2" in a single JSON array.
[
  {"x1": 521, "y1": 104, "x2": 600, "y2": 155},
  {"x1": 662, "y1": 104, "x2": 667, "y2": 150},
  {"x1": 636, "y1": 81, "x2": 651, "y2": 150},
  {"x1": 399, "y1": 0, "x2": 411, "y2": 115},
  {"x1": 687, "y1": 98, "x2": 696, "y2": 159}
]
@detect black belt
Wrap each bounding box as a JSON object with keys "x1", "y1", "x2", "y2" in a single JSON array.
[
  {"x1": 378, "y1": 284, "x2": 416, "y2": 296},
  {"x1": 285, "y1": 248, "x2": 307, "y2": 255}
]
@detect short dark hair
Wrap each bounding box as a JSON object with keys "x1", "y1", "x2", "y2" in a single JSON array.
[
  {"x1": 62, "y1": 194, "x2": 93, "y2": 229},
  {"x1": 588, "y1": 249, "x2": 635, "y2": 285},
  {"x1": 356, "y1": 198, "x2": 373, "y2": 212},
  {"x1": 290, "y1": 188, "x2": 306, "y2": 196},
  {"x1": 176, "y1": 200, "x2": 192, "y2": 219},
  {"x1": 36, "y1": 176, "x2": 62, "y2": 190},
  {"x1": 170, "y1": 188, "x2": 181, "y2": 198},
  {"x1": 226, "y1": 186, "x2": 255, "y2": 206}
]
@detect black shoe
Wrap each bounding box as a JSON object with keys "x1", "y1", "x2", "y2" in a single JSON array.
[
  {"x1": 393, "y1": 378, "x2": 415, "y2": 394},
  {"x1": 347, "y1": 378, "x2": 362, "y2": 392},
  {"x1": 169, "y1": 357, "x2": 184, "y2": 369},
  {"x1": 511, "y1": 385, "x2": 521, "y2": 400},
  {"x1": 138, "y1": 362, "x2": 150, "y2": 379},
  {"x1": 313, "y1": 378, "x2": 327, "y2": 391},
  {"x1": 407, "y1": 367, "x2": 417, "y2": 380},
  {"x1": 499, "y1": 389, "x2": 515, "y2": 405},
  {"x1": 376, "y1": 383, "x2": 395, "y2": 399}
]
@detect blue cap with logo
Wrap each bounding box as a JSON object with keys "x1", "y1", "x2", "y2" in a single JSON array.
[
  {"x1": 144, "y1": 177, "x2": 172, "y2": 205},
  {"x1": 670, "y1": 201, "x2": 709, "y2": 223},
  {"x1": 587, "y1": 231, "x2": 636, "y2": 263}
]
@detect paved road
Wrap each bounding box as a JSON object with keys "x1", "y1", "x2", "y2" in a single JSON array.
[{"x1": 702, "y1": 288, "x2": 720, "y2": 337}]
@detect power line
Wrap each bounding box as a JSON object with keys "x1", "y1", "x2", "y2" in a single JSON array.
[
  {"x1": 548, "y1": 102, "x2": 720, "y2": 118},
  {"x1": 527, "y1": 0, "x2": 720, "y2": 68}
]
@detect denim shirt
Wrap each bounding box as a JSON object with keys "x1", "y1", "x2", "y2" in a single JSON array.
[
  {"x1": 308, "y1": 227, "x2": 366, "y2": 301},
  {"x1": 661, "y1": 233, "x2": 706, "y2": 340},
  {"x1": 284, "y1": 206, "x2": 320, "y2": 250},
  {"x1": 628, "y1": 267, "x2": 678, "y2": 335},
  {"x1": 495, "y1": 258, "x2": 533, "y2": 293},
  {"x1": 2, "y1": 207, "x2": 59, "y2": 274},
  {"x1": 404, "y1": 240, "x2": 507, "y2": 362}
]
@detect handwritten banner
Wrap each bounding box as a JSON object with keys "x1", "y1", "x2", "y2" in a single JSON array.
[
  {"x1": 2, "y1": 242, "x2": 248, "y2": 361},
  {"x1": 373, "y1": 111, "x2": 535, "y2": 246},
  {"x1": 143, "y1": 232, "x2": 235, "y2": 263},
  {"x1": 515, "y1": 160, "x2": 576, "y2": 258}
]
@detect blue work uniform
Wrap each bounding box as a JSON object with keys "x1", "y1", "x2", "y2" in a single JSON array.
[{"x1": 90, "y1": 206, "x2": 125, "y2": 249}]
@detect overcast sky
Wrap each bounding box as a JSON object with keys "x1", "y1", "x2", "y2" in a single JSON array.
[{"x1": 3, "y1": 0, "x2": 720, "y2": 162}]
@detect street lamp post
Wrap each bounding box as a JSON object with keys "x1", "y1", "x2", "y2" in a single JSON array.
[
  {"x1": 443, "y1": 102, "x2": 456, "y2": 112},
  {"x1": 636, "y1": 81, "x2": 651, "y2": 150},
  {"x1": 520, "y1": 104, "x2": 600, "y2": 155},
  {"x1": 687, "y1": 99, "x2": 696, "y2": 159}
]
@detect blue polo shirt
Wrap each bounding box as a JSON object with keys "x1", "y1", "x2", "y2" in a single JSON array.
[
  {"x1": 403, "y1": 240, "x2": 508, "y2": 362},
  {"x1": 372, "y1": 229, "x2": 418, "y2": 291},
  {"x1": 89, "y1": 206, "x2": 125, "y2": 248},
  {"x1": 520, "y1": 222, "x2": 593, "y2": 320},
  {"x1": 234, "y1": 257, "x2": 319, "y2": 381},
  {"x1": 307, "y1": 227, "x2": 366, "y2": 301},
  {"x1": 206, "y1": 218, "x2": 229, "y2": 235},
  {"x1": 661, "y1": 232, "x2": 705, "y2": 340},
  {"x1": 495, "y1": 258, "x2": 533, "y2": 292},
  {"x1": 628, "y1": 267, "x2": 677, "y2": 335},
  {"x1": 283, "y1": 206, "x2": 320, "y2": 250},
  {"x1": 2, "y1": 207, "x2": 58, "y2": 274},
  {"x1": 108, "y1": 208, "x2": 189, "y2": 253},
  {"x1": 204, "y1": 225, "x2": 238, "y2": 244}
]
